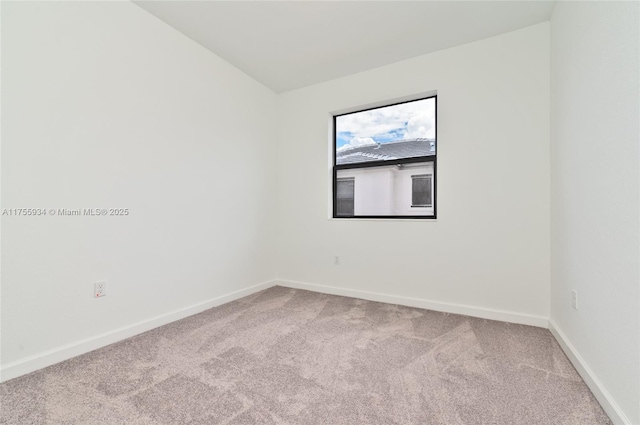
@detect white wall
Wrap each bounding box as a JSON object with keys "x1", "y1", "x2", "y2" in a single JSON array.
[
  {"x1": 1, "y1": 1, "x2": 277, "y2": 377},
  {"x1": 550, "y1": 2, "x2": 640, "y2": 424},
  {"x1": 337, "y1": 163, "x2": 434, "y2": 216},
  {"x1": 276, "y1": 24, "x2": 550, "y2": 323},
  {"x1": 392, "y1": 164, "x2": 434, "y2": 216}
]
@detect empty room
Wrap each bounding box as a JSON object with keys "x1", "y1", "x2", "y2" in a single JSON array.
[{"x1": 1, "y1": 1, "x2": 638, "y2": 424}]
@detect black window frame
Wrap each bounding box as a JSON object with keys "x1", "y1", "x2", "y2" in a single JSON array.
[{"x1": 332, "y1": 95, "x2": 437, "y2": 219}]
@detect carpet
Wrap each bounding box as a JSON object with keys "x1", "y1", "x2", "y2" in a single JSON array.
[{"x1": 0, "y1": 286, "x2": 611, "y2": 424}]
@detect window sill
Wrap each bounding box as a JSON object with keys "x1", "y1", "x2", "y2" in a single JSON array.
[{"x1": 329, "y1": 217, "x2": 437, "y2": 222}]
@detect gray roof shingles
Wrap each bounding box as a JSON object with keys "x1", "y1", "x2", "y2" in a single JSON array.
[{"x1": 336, "y1": 138, "x2": 435, "y2": 165}]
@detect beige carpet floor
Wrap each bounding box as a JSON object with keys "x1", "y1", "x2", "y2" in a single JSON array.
[{"x1": 0, "y1": 286, "x2": 611, "y2": 424}]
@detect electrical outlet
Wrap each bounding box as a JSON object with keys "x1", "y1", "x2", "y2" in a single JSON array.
[
  {"x1": 334, "y1": 256, "x2": 340, "y2": 265},
  {"x1": 571, "y1": 290, "x2": 578, "y2": 310},
  {"x1": 95, "y1": 281, "x2": 107, "y2": 298}
]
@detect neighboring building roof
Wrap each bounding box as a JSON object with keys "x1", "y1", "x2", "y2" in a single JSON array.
[{"x1": 336, "y1": 138, "x2": 435, "y2": 165}]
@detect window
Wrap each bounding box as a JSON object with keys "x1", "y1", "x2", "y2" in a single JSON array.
[
  {"x1": 333, "y1": 96, "x2": 437, "y2": 218},
  {"x1": 336, "y1": 178, "x2": 355, "y2": 216},
  {"x1": 412, "y1": 175, "x2": 432, "y2": 207}
]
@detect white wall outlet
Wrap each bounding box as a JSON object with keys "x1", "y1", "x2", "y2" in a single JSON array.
[
  {"x1": 334, "y1": 256, "x2": 340, "y2": 265},
  {"x1": 571, "y1": 290, "x2": 578, "y2": 310},
  {"x1": 95, "y1": 281, "x2": 107, "y2": 298}
]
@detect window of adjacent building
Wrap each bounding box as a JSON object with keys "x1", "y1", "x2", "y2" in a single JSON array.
[
  {"x1": 333, "y1": 96, "x2": 437, "y2": 219},
  {"x1": 336, "y1": 178, "x2": 355, "y2": 217},
  {"x1": 412, "y1": 174, "x2": 432, "y2": 207}
]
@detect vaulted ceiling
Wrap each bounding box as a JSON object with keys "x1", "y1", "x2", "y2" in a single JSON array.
[{"x1": 133, "y1": 1, "x2": 556, "y2": 92}]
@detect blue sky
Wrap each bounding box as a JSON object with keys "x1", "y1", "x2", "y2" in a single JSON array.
[{"x1": 336, "y1": 97, "x2": 435, "y2": 152}]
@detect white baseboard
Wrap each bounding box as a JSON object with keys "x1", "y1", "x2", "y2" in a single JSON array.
[
  {"x1": 549, "y1": 320, "x2": 632, "y2": 425},
  {"x1": 3, "y1": 279, "x2": 627, "y2": 424},
  {"x1": 276, "y1": 279, "x2": 549, "y2": 328},
  {"x1": 0, "y1": 280, "x2": 277, "y2": 383}
]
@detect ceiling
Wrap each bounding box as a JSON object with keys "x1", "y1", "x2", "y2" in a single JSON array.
[{"x1": 133, "y1": 1, "x2": 556, "y2": 93}]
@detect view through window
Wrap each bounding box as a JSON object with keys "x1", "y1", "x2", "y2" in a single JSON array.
[{"x1": 333, "y1": 96, "x2": 437, "y2": 218}]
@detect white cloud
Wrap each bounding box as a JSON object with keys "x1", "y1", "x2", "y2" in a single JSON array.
[
  {"x1": 404, "y1": 112, "x2": 435, "y2": 140},
  {"x1": 337, "y1": 136, "x2": 377, "y2": 152},
  {"x1": 337, "y1": 97, "x2": 436, "y2": 144}
]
